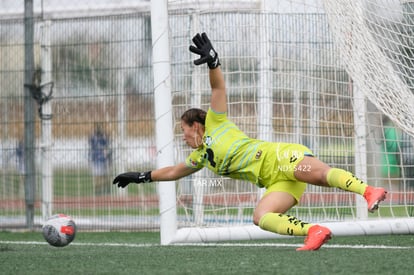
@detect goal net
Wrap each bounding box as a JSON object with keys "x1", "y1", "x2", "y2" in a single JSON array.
[{"x1": 160, "y1": 0, "x2": 414, "y2": 243}]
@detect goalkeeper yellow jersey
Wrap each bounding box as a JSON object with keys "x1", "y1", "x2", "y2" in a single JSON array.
[{"x1": 185, "y1": 108, "x2": 314, "y2": 188}]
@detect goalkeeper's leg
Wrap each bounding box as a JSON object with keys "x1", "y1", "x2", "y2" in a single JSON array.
[
  {"x1": 254, "y1": 190, "x2": 331, "y2": 251},
  {"x1": 294, "y1": 156, "x2": 387, "y2": 212}
]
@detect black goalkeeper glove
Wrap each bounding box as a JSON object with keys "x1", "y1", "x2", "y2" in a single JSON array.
[
  {"x1": 112, "y1": 171, "x2": 152, "y2": 188},
  {"x1": 189, "y1": 32, "x2": 220, "y2": 69}
]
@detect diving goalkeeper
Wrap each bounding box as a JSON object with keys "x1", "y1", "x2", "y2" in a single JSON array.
[{"x1": 113, "y1": 32, "x2": 387, "y2": 251}]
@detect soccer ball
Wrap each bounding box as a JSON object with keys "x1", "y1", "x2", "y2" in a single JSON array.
[{"x1": 42, "y1": 214, "x2": 77, "y2": 247}]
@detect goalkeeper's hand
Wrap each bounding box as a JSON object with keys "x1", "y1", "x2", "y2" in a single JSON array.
[
  {"x1": 112, "y1": 171, "x2": 152, "y2": 188},
  {"x1": 189, "y1": 32, "x2": 220, "y2": 69}
]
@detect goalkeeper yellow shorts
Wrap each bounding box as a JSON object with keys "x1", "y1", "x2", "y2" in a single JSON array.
[
  {"x1": 259, "y1": 142, "x2": 313, "y2": 203},
  {"x1": 263, "y1": 180, "x2": 307, "y2": 204}
]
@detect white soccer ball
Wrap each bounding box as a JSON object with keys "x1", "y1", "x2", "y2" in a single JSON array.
[{"x1": 42, "y1": 214, "x2": 77, "y2": 247}]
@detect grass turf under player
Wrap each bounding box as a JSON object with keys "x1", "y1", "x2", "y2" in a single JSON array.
[{"x1": 113, "y1": 32, "x2": 387, "y2": 251}]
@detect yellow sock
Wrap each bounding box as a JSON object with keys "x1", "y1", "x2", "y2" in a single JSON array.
[
  {"x1": 258, "y1": 212, "x2": 312, "y2": 236},
  {"x1": 326, "y1": 168, "x2": 368, "y2": 195}
]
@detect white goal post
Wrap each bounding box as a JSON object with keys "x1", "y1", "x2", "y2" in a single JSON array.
[{"x1": 152, "y1": 0, "x2": 414, "y2": 244}]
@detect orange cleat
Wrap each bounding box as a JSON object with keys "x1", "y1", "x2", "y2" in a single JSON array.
[
  {"x1": 296, "y1": 225, "x2": 331, "y2": 251},
  {"x1": 363, "y1": 186, "x2": 387, "y2": 213}
]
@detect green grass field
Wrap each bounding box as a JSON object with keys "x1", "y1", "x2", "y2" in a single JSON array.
[{"x1": 1, "y1": 231, "x2": 414, "y2": 275}]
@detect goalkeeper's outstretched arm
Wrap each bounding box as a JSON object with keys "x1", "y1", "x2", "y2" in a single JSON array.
[
  {"x1": 114, "y1": 32, "x2": 224, "y2": 189},
  {"x1": 151, "y1": 162, "x2": 199, "y2": 181},
  {"x1": 113, "y1": 162, "x2": 199, "y2": 188},
  {"x1": 209, "y1": 67, "x2": 226, "y2": 113},
  {"x1": 189, "y1": 32, "x2": 226, "y2": 113}
]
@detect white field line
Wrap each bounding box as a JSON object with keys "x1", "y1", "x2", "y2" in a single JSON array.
[{"x1": 1, "y1": 241, "x2": 413, "y2": 250}]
